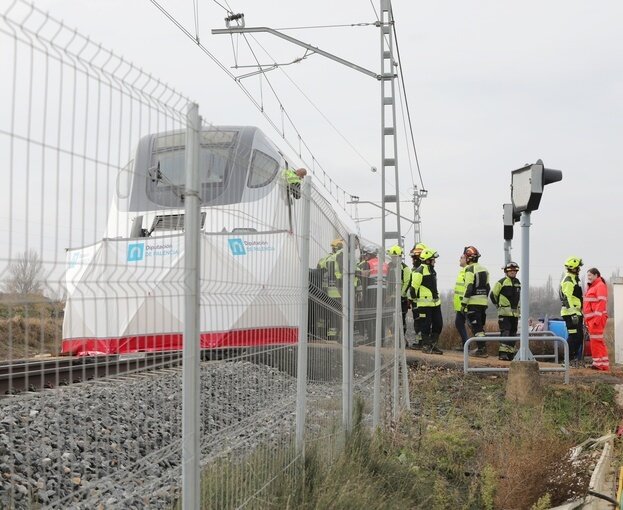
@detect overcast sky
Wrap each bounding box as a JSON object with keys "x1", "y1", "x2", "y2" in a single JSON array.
[{"x1": 18, "y1": 0, "x2": 623, "y2": 290}]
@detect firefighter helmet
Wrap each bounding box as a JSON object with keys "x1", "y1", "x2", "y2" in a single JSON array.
[
  {"x1": 564, "y1": 256, "x2": 583, "y2": 270},
  {"x1": 503, "y1": 261, "x2": 519, "y2": 272},
  {"x1": 463, "y1": 246, "x2": 481, "y2": 262},
  {"x1": 420, "y1": 248, "x2": 439, "y2": 262},
  {"x1": 361, "y1": 245, "x2": 376, "y2": 257},
  {"x1": 409, "y1": 242, "x2": 428, "y2": 258},
  {"x1": 387, "y1": 245, "x2": 403, "y2": 256},
  {"x1": 331, "y1": 239, "x2": 344, "y2": 250}
]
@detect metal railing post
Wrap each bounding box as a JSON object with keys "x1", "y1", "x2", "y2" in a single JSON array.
[
  {"x1": 182, "y1": 102, "x2": 201, "y2": 510},
  {"x1": 373, "y1": 250, "x2": 385, "y2": 428},
  {"x1": 342, "y1": 235, "x2": 353, "y2": 433},
  {"x1": 295, "y1": 177, "x2": 312, "y2": 454},
  {"x1": 392, "y1": 255, "x2": 400, "y2": 419}
]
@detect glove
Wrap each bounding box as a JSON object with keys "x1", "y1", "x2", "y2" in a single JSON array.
[{"x1": 571, "y1": 315, "x2": 579, "y2": 326}]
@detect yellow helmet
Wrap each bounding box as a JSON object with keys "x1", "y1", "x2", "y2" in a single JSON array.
[
  {"x1": 387, "y1": 245, "x2": 403, "y2": 256},
  {"x1": 331, "y1": 239, "x2": 344, "y2": 250},
  {"x1": 564, "y1": 256, "x2": 583, "y2": 270},
  {"x1": 409, "y1": 242, "x2": 428, "y2": 258},
  {"x1": 420, "y1": 248, "x2": 439, "y2": 262}
]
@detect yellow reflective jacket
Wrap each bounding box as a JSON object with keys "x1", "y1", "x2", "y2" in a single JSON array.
[
  {"x1": 409, "y1": 263, "x2": 440, "y2": 307},
  {"x1": 490, "y1": 276, "x2": 521, "y2": 317},
  {"x1": 559, "y1": 272, "x2": 582, "y2": 316},
  {"x1": 453, "y1": 267, "x2": 466, "y2": 312},
  {"x1": 462, "y1": 262, "x2": 490, "y2": 307}
]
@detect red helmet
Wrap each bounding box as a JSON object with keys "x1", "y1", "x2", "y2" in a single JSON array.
[{"x1": 463, "y1": 246, "x2": 481, "y2": 262}]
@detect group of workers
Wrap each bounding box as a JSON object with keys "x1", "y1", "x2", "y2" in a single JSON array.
[
  {"x1": 311, "y1": 237, "x2": 610, "y2": 371},
  {"x1": 392, "y1": 244, "x2": 610, "y2": 370}
]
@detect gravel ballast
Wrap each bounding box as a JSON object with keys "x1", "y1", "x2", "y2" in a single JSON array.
[{"x1": 0, "y1": 360, "x2": 334, "y2": 509}]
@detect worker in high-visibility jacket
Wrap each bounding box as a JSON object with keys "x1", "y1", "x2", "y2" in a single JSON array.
[
  {"x1": 461, "y1": 246, "x2": 490, "y2": 358},
  {"x1": 317, "y1": 239, "x2": 343, "y2": 341},
  {"x1": 584, "y1": 267, "x2": 609, "y2": 371},
  {"x1": 453, "y1": 252, "x2": 468, "y2": 351},
  {"x1": 408, "y1": 242, "x2": 428, "y2": 348},
  {"x1": 283, "y1": 167, "x2": 307, "y2": 199},
  {"x1": 490, "y1": 261, "x2": 521, "y2": 361},
  {"x1": 387, "y1": 245, "x2": 412, "y2": 338},
  {"x1": 408, "y1": 248, "x2": 443, "y2": 354},
  {"x1": 559, "y1": 256, "x2": 584, "y2": 361}
]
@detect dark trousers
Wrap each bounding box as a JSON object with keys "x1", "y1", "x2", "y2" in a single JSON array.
[
  {"x1": 401, "y1": 298, "x2": 409, "y2": 335},
  {"x1": 412, "y1": 306, "x2": 421, "y2": 336},
  {"x1": 455, "y1": 311, "x2": 468, "y2": 345},
  {"x1": 498, "y1": 316, "x2": 518, "y2": 352},
  {"x1": 564, "y1": 315, "x2": 584, "y2": 360},
  {"x1": 466, "y1": 305, "x2": 487, "y2": 350},
  {"x1": 419, "y1": 306, "x2": 443, "y2": 346}
]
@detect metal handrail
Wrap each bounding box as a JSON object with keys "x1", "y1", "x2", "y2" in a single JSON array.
[{"x1": 462, "y1": 335, "x2": 569, "y2": 384}]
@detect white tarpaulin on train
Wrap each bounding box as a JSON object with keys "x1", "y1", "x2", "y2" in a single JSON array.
[{"x1": 62, "y1": 232, "x2": 300, "y2": 354}]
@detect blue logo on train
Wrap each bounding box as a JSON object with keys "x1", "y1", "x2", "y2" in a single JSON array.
[
  {"x1": 228, "y1": 238, "x2": 246, "y2": 256},
  {"x1": 127, "y1": 242, "x2": 145, "y2": 262}
]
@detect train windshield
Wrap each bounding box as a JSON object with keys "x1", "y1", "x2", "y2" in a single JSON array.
[{"x1": 147, "y1": 131, "x2": 238, "y2": 207}]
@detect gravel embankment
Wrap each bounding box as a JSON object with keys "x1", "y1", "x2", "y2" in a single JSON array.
[{"x1": 0, "y1": 361, "x2": 333, "y2": 509}]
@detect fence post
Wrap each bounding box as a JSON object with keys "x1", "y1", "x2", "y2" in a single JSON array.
[
  {"x1": 295, "y1": 177, "x2": 312, "y2": 455},
  {"x1": 342, "y1": 234, "x2": 353, "y2": 433},
  {"x1": 182, "y1": 102, "x2": 201, "y2": 510},
  {"x1": 348, "y1": 233, "x2": 356, "y2": 423},
  {"x1": 392, "y1": 255, "x2": 400, "y2": 419},
  {"x1": 372, "y1": 249, "x2": 384, "y2": 428}
]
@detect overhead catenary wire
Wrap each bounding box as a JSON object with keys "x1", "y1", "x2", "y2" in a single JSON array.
[
  {"x1": 213, "y1": 0, "x2": 412, "y2": 205},
  {"x1": 245, "y1": 32, "x2": 377, "y2": 172},
  {"x1": 149, "y1": 0, "x2": 355, "y2": 210},
  {"x1": 391, "y1": 4, "x2": 425, "y2": 191},
  {"x1": 273, "y1": 22, "x2": 377, "y2": 31}
]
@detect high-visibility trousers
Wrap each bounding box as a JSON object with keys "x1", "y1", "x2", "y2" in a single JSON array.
[{"x1": 588, "y1": 327, "x2": 609, "y2": 371}]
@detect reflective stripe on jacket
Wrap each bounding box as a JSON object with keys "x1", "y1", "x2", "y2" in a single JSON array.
[
  {"x1": 583, "y1": 277, "x2": 608, "y2": 331},
  {"x1": 490, "y1": 276, "x2": 521, "y2": 317},
  {"x1": 409, "y1": 264, "x2": 440, "y2": 307},
  {"x1": 462, "y1": 262, "x2": 490, "y2": 307},
  {"x1": 318, "y1": 249, "x2": 342, "y2": 298},
  {"x1": 559, "y1": 272, "x2": 582, "y2": 316},
  {"x1": 453, "y1": 267, "x2": 466, "y2": 312}
]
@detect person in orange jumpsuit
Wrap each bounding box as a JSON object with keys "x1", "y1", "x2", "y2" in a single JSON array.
[{"x1": 583, "y1": 267, "x2": 609, "y2": 371}]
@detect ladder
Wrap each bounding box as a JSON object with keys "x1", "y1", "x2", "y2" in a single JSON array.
[{"x1": 379, "y1": 0, "x2": 401, "y2": 250}]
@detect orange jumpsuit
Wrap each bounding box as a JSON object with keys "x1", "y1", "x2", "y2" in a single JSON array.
[{"x1": 583, "y1": 277, "x2": 609, "y2": 371}]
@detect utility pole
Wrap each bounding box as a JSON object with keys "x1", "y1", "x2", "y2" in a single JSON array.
[
  {"x1": 211, "y1": 1, "x2": 405, "y2": 250},
  {"x1": 412, "y1": 186, "x2": 427, "y2": 246},
  {"x1": 379, "y1": 0, "x2": 401, "y2": 251}
]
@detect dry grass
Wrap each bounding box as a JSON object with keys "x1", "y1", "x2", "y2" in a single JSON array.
[
  {"x1": 194, "y1": 367, "x2": 621, "y2": 509},
  {"x1": 0, "y1": 293, "x2": 64, "y2": 359},
  {"x1": 439, "y1": 317, "x2": 616, "y2": 361}
]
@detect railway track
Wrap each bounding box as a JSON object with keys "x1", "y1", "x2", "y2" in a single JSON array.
[{"x1": 0, "y1": 352, "x2": 183, "y2": 394}]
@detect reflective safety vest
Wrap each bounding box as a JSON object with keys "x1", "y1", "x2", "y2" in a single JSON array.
[
  {"x1": 409, "y1": 263, "x2": 440, "y2": 307},
  {"x1": 283, "y1": 168, "x2": 301, "y2": 185},
  {"x1": 462, "y1": 262, "x2": 490, "y2": 307},
  {"x1": 318, "y1": 250, "x2": 342, "y2": 298},
  {"x1": 559, "y1": 272, "x2": 582, "y2": 316},
  {"x1": 367, "y1": 257, "x2": 389, "y2": 290},
  {"x1": 453, "y1": 267, "x2": 466, "y2": 312},
  {"x1": 490, "y1": 276, "x2": 521, "y2": 317},
  {"x1": 400, "y1": 263, "x2": 412, "y2": 298}
]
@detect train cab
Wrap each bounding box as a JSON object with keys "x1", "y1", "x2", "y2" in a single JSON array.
[{"x1": 110, "y1": 126, "x2": 293, "y2": 239}]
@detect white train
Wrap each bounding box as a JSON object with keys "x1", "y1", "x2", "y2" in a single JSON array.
[{"x1": 62, "y1": 126, "x2": 357, "y2": 355}]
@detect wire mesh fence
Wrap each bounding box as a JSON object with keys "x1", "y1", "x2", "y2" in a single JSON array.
[{"x1": 0, "y1": 2, "x2": 409, "y2": 508}]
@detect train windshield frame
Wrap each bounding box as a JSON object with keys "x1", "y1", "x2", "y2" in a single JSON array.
[{"x1": 146, "y1": 131, "x2": 238, "y2": 207}]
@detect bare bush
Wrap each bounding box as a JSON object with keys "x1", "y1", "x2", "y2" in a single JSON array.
[{"x1": 3, "y1": 249, "x2": 43, "y2": 295}]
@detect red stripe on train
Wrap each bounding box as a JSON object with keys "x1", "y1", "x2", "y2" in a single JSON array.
[{"x1": 61, "y1": 327, "x2": 298, "y2": 356}]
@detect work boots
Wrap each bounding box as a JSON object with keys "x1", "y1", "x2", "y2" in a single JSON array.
[{"x1": 421, "y1": 334, "x2": 443, "y2": 355}]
